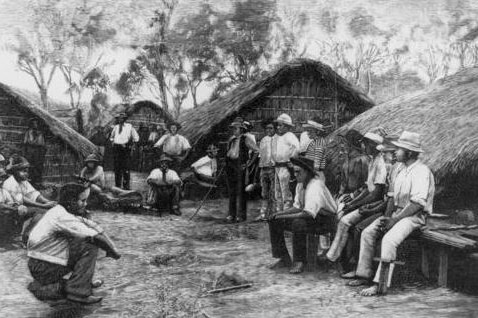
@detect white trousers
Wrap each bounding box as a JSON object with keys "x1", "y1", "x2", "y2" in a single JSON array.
[
  {"x1": 274, "y1": 166, "x2": 292, "y2": 209},
  {"x1": 326, "y1": 209, "x2": 363, "y2": 261}
]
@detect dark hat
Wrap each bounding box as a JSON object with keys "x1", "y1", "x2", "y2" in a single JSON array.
[
  {"x1": 84, "y1": 153, "x2": 101, "y2": 163},
  {"x1": 290, "y1": 156, "x2": 315, "y2": 175},
  {"x1": 6, "y1": 156, "x2": 30, "y2": 173},
  {"x1": 342, "y1": 129, "x2": 363, "y2": 149},
  {"x1": 167, "y1": 122, "x2": 181, "y2": 130},
  {"x1": 230, "y1": 117, "x2": 246, "y2": 129}
]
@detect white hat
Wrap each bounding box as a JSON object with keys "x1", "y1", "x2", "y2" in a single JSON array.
[
  {"x1": 303, "y1": 120, "x2": 328, "y2": 131},
  {"x1": 363, "y1": 132, "x2": 384, "y2": 144},
  {"x1": 275, "y1": 113, "x2": 293, "y2": 127},
  {"x1": 391, "y1": 131, "x2": 424, "y2": 153}
]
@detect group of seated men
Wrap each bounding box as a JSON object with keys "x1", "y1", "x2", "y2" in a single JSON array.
[{"x1": 266, "y1": 127, "x2": 434, "y2": 296}]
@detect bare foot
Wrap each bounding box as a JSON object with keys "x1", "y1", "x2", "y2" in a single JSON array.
[
  {"x1": 289, "y1": 262, "x2": 304, "y2": 274},
  {"x1": 269, "y1": 258, "x2": 292, "y2": 269},
  {"x1": 347, "y1": 278, "x2": 369, "y2": 287},
  {"x1": 360, "y1": 284, "x2": 379, "y2": 296},
  {"x1": 340, "y1": 271, "x2": 356, "y2": 279}
]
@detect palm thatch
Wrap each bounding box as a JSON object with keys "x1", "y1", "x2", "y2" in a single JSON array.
[
  {"x1": 0, "y1": 83, "x2": 98, "y2": 158},
  {"x1": 179, "y1": 58, "x2": 374, "y2": 147},
  {"x1": 330, "y1": 67, "x2": 478, "y2": 188}
]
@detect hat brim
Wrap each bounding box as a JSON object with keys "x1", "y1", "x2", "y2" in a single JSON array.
[
  {"x1": 303, "y1": 124, "x2": 324, "y2": 131},
  {"x1": 7, "y1": 163, "x2": 30, "y2": 172},
  {"x1": 376, "y1": 144, "x2": 396, "y2": 152},
  {"x1": 230, "y1": 122, "x2": 245, "y2": 129},
  {"x1": 290, "y1": 158, "x2": 315, "y2": 174},
  {"x1": 275, "y1": 120, "x2": 294, "y2": 127},
  {"x1": 363, "y1": 132, "x2": 384, "y2": 144},
  {"x1": 391, "y1": 141, "x2": 424, "y2": 153}
]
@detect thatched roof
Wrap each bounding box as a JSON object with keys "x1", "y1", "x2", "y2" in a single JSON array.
[
  {"x1": 0, "y1": 83, "x2": 98, "y2": 158},
  {"x1": 103, "y1": 100, "x2": 175, "y2": 127},
  {"x1": 331, "y1": 67, "x2": 478, "y2": 185},
  {"x1": 178, "y1": 59, "x2": 375, "y2": 146}
]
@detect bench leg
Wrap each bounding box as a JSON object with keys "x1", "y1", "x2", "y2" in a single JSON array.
[
  {"x1": 438, "y1": 247, "x2": 448, "y2": 287},
  {"x1": 421, "y1": 245, "x2": 429, "y2": 279},
  {"x1": 306, "y1": 234, "x2": 319, "y2": 272}
]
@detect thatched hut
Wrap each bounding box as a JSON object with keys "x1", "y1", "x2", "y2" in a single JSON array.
[
  {"x1": 0, "y1": 83, "x2": 99, "y2": 183},
  {"x1": 178, "y1": 59, "x2": 374, "y2": 165},
  {"x1": 329, "y1": 67, "x2": 478, "y2": 204}
]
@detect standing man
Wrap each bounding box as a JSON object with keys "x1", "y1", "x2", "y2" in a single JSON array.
[
  {"x1": 109, "y1": 113, "x2": 139, "y2": 190},
  {"x1": 349, "y1": 131, "x2": 434, "y2": 296},
  {"x1": 255, "y1": 118, "x2": 276, "y2": 221},
  {"x1": 23, "y1": 118, "x2": 47, "y2": 186},
  {"x1": 154, "y1": 122, "x2": 191, "y2": 172},
  {"x1": 302, "y1": 119, "x2": 331, "y2": 181},
  {"x1": 225, "y1": 117, "x2": 259, "y2": 223},
  {"x1": 272, "y1": 113, "x2": 299, "y2": 213},
  {"x1": 268, "y1": 156, "x2": 337, "y2": 274}
]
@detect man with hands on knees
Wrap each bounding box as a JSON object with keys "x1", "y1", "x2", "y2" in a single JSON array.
[{"x1": 268, "y1": 156, "x2": 337, "y2": 274}]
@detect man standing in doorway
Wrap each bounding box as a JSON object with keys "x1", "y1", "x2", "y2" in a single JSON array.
[{"x1": 109, "y1": 113, "x2": 139, "y2": 190}]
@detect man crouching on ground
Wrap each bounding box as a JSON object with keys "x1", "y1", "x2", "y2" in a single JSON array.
[
  {"x1": 268, "y1": 157, "x2": 337, "y2": 274},
  {"x1": 27, "y1": 183, "x2": 121, "y2": 304}
]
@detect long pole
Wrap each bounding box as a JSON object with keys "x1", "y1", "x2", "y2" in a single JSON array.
[{"x1": 189, "y1": 165, "x2": 225, "y2": 220}]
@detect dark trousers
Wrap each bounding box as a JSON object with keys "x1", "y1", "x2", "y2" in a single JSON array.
[
  {"x1": 226, "y1": 161, "x2": 247, "y2": 220},
  {"x1": 24, "y1": 145, "x2": 46, "y2": 185},
  {"x1": 28, "y1": 238, "x2": 98, "y2": 298},
  {"x1": 151, "y1": 184, "x2": 181, "y2": 212},
  {"x1": 269, "y1": 218, "x2": 320, "y2": 263},
  {"x1": 113, "y1": 144, "x2": 131, "y2": 189}
]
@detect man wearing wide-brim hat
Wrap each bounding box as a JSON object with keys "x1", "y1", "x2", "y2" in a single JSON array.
[
  {"x1": 272, "y1": 113, "x2": 300, "y2": 214},
  {"x1": 147, "y1": 154, "x2": 183, "y2": 216},
  {"x1": 3, "y1": 156, "x2": 58, "y2": 243},
  {"x1": 350, "y1": 131, "x2": 435, "y2": 296},
  {"x1": 326, "y1": 127, "x2": 388, "y2": 266},
  {"x1": 301, "y1": 119, "x2": 332, "y2": 181},
  {"x1": 154, "y1": 122, "x2": 191, "y2": 172},
  {"x1": 225, "y1": 117, "x2": 260, "y2": 223},
  {"x1": 268, "y1": 156, "x2": 337, "y2": 274},
  {"x1": 109, "y1": 111, "x2": 139, "y2": 190}
]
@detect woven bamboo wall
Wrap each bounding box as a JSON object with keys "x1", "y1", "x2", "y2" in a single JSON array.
[
  {"x1": 125, "y1": 107, "x2": 169, "y2": 130},
  {"x1": 0, "y1": 94, "x2": 82, "y2": 183}
]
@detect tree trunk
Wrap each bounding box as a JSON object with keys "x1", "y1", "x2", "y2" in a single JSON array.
[
  {"x1": 156, "y1": 73, "x2": 170, "y2": 112},
  {"x1": 191, "y1": 86, "x2": 198, "y2": 108},
  {"x1": 76, "y1": 109, "x2": 84, "y2": 135},
  {"x1": 40, "y1": 87, "x2": 49, "y2": 110}
]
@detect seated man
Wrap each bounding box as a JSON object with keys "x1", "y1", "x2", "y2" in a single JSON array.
[
  {"x1": 27, "y1": 183, "x2": 120, "y2": 304},
  {"x1": 181, "y1": 144, "x2": 219, "y2": 187},
  {"x1": 3, "y1": 156, "x2": 57, "y2": 243},
  {"x1": 0, "y1": 168, "x2": 28, "y2": 240},
  {"x1": 147, "y1": 155, "x2": 183, "y2": 216},
  {"x1": 268, "y1": 156, "x2": 337, "y2": 274},
  {"x1": 349, "y1": 131, "x2": 434, "y2": 296},
  {"x1": 153, "y1": 122, "x2": 191, "y2": 172},
  {"x1": 326, "y1": 129, "x2": 387, "y2": 265}
]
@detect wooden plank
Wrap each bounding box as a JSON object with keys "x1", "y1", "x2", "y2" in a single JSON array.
[
  {"x1": 438, "y1": 247, "x2": 448, "y2": 287},
  {"x1": 421, "y1": 245, "x2": 430, "y2": 279},
  {"x1": 420, "y1": 230, "x2": 477, "y2": 250},
  {"x1": 306, "y1": 234, "x2": 319, "y2": 272},
  {"x1": 265, "y1": 96, "x2": 333, "y2": 100}
]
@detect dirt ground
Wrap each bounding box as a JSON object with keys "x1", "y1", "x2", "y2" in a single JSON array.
[{"x1": 1, "y1": 197, "x2": 478, "y2": 318}]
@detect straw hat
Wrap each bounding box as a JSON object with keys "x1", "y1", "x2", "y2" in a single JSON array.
[
  {"x1": 377, "y1": 135, "x2": 399, "y2": 152},
  {"x1": 6, "y1": 156, "x2": 30, "y2": 173},
  {"x1": 391, "y1": 131, "x2": 424, "y2": 153},
  {"x1": 243, "y1": 121, "x2": 253, "y2": 131},
  {"x1": 275, "y1": 113, "x2": 293, "y2": 127},
  {"x1": 290, "y1": 156, "x2": 315, "y2": 175},
  {"x1": 303, "y1": 120, "x2": 329, "y2": 131},
  {"x1": 159, "y1": 154, "x2": 173, "y2": 162},
  {"x1": 230, "y1": 117, "x2": 246, "y2": 129},
  {"x1": 84, "y1": 154, "x2": 101, "y2": 163}
]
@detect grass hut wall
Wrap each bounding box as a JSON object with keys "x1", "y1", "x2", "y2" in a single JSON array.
[
  {"x1": 178, "y1": 59, "x2": 374, "y2": 167},
  {"x1": 0, "y1": 83, "x2": 99, "y2": 183},
  {"x1": 327, "y1": 67, "x2": 478, "y2": 206}
]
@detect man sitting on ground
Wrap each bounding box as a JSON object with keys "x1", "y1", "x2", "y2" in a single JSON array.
[
  {"x1": 349, "y1": 131, "x2": 434, "y2": 296},
  {"x1": 181, "y1": 144, "x2": 219, "y2": 187},
  {"x1": 268, "y1": 156, "x2": 337, "y2": 274},
  {"x1": 154, "y1": 122, "x2": 191, "y2": 172},
  {"x1": 3, "y1": 156, "x2": 57, "y2": 243},
  {"x1": 147, "y1": 155, "x2": 183, "y2": 216},
  {"x1": 0, "y1": 168, "x2": 28, "y2": 240},
  {"x1": 27, "y1": 183, "x2": 120, "y2": 304}
]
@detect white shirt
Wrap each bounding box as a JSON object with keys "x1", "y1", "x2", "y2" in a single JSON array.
[
  {"x1": 147, "y1": 168, "x2": 182, "y2": 186},
  {"x1": 110, "y1": 123, "x2": 139, "y2": 145},
  {"x1": 299, "y1": 131, "x2": 311, "y2": 153},
  {"x1": 154, "y1": 134, "x2": 191, "y2": 156},
  {"x1": 3, "y1": 175, "x2": 40, "y2": 204},
  {"x1": 28, "y1": 205, "x2": 103, "y2": 266},
  {"x1": 393, "y1": 160, "x2": 435, "y2": 214},
  {"x1": 387, "y1": 163, "x2": 405, "y2": 197},
  {"x1": 259, "y1": 135, "x2": 274, "y2": 168},
  {"x1": 294, "y1": 177, "x2": 337, "y2": 218},
  {"x1": 191, "y1": 156, "x2": 217, "y2": 177},
  {"x1": 272, "y1": 132, "x2": 300, "y2": 163},
  {"x1": 366, "y1": 153, "x2": 387, "y2": 192},
  {"x1": 0, "y1": 188, "x2": 14, "y2": 204}
]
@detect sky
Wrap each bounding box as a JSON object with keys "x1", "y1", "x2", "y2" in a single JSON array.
[{"x1": 0, "y1": 0, "x2": 477, "y2": 109}]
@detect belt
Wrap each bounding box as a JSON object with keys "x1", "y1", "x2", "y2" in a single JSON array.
[{"x1": 274, "y1": 162, "x2": 290, "y2": 167}]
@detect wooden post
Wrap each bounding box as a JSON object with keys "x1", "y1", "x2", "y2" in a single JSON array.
[
  {"x1": 377, "y1": 261, "x2": 390, "y2": 295},
  {"x1": 306, "y1": 234, "x2": 319, "y2": 272},
  {"x1": 438, "y1": 247, "x2": 448, "y2": 287},
  {"x1": 421, "y1": 245, "x2": 429, "y2": 279}
]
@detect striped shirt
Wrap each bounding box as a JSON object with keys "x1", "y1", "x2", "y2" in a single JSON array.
[{"x1": 304, "y1": 137, "x2": 328, "y2": 171}]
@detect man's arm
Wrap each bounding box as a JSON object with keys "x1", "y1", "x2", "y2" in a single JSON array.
[
  {"x1": 131, "y1": 126, "x2": 140, "y2": 143},
  {"x1": 344, "y1": 184, "x2": 385, "y2": 212},
  {"x1": 91, "y1": 234, "x2": 121, "y2": 259}
]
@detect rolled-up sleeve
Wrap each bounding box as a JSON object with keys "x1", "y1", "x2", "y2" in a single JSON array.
[
  {"x1": 24, "y1": 182, "x2": 40, "y2": 202},
  {"x1": 54, "y1": 212, "x2": 100, "y2": 239},
  {"x1": 409, "y1": 167, "x2": 431, "y2": 208}
]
